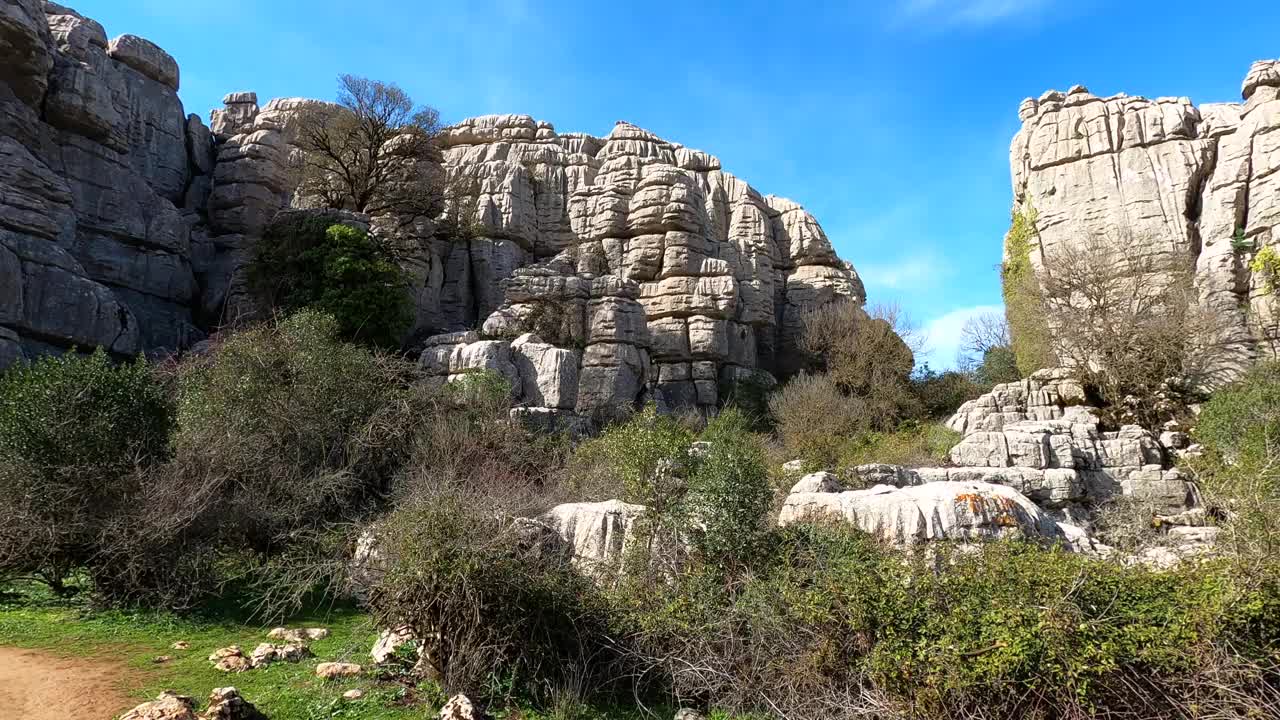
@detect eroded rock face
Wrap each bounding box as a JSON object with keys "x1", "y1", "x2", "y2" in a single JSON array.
[
  {"x1": 942, "y1": 369, "x2": 1190, "y2": 516},
  {"x1": 0, "y1": 2, "x2": 210, "y2": 366},
  {"x1": 414, "y1": 116, "x2": 867, "y2": 414},
  {"x1": 779, "y1": 480, "x2": 1065, "y2": 545},
  {"x1": 1010, "y1": 60, "x2": 1280, "y2": 383},
  {"x1": 1, "y1": 4, "x2": 871, "y2": 392},
  {"x1": 538, "y1": 499, "x2": 646, "y2": 575}
]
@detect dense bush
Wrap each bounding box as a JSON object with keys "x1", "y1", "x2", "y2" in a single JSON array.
[
  {"x1": 252, "y1": 215, "x2": 412, "y2": 347},
  {"x1": 910, "y1": 364, "x2": 983, "y2": 419},
  {"x1": 836, "y1": 421, "x2": 959, "y2": 471},
  {"x1": 796, "y1": 301, "x2": 921, "y2": 425},
  {"x1": 685, "y1": 409, "x2": 774, "y2": 569},
  {"x1": 366, "y1": 489, "x2": 612, "y2": 700},
  {"x1": 0, "y1": 349, "x2": 171, "y2": 472},
  {"x1": 0, "y1": 350, "x2": 172, "y2": 594},
  {"x1": 616, "y1": 523, "x2": 1280, "y2": 720},
  {"x1": 1187, "y1": 361, "x2": 1280, "y2": 559}
]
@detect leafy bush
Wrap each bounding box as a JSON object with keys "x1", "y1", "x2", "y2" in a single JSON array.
[
  {"x1": 115, "y1": 311, "x2": 433, "y2": 610},
  {"x1": 0, "y1": 349, "x2": 172, "y2": 594},
  {"x1": 252, "y1": 214, "x2": 411, "y2": 347},
  {"x1": 686, "y1": 409, "x2": 774, "y2": 569},
  {"x1": 836, "y1": 421, "x2": 960, "y2": 470},
  {"x1": 909, "y1": 364, "x2": 983, "y2": 419},
  {"x1": 0, "y1": 348, "x2": 171, "y2": 472},
  {"x1": 975, "y1": 344, "x2": 1020, "y2": 386},
  {"x1": 366, "y1": 489, "x2": 613, "y2": 699},
  {"x1": 615, "y1": 522, "x2": 1280, "y2": 720},
  {"x1": 1002, "y1": 205, "x2": 1055, "y2": 376},
  {"x1": 1187, "y1": 362, "x2": 1280, "y2": 558},
  {"x1": 1251, "y1": 246, "x2": 1280, "y2": 295}
]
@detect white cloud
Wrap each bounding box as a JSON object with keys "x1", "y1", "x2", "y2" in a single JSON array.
[
  {"x1": 920, "y1": 304, "x2": 1003, "y2": 369},
  {"x1": 894, "y1": 0, "x2": 1050, "y2": 28},
  {"x1": 859, "y1": 255, "x2": 942, "y2": 290}
]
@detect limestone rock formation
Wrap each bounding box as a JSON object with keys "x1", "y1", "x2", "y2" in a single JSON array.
[
  {"x1": 413, "y1": 115, "x2": 865, "y2": 414},
  {"x1": 0, "y1": 1, "x2": 213, "y2": 364},
  {"x1": 0, "y1": 3, "x2": 871, "y2": 417},
  {"x1": 1010, "y1": 60, "x2": 1280, "y2": 382},
  {"x1": 538, "y1": 499, "x2": 646, "y2": 575},
  {"x1": 942, "y1": 369, "x2": 1191, "y2": 517},
  {"x1": 778, "y1": 480, "x2": 1067, "y2": 545}
]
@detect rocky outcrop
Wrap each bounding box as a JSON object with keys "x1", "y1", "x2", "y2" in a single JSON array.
[
  {"x1": 1010, "y1": 60, "x2": 1280, "y2": 382},
  {"x1": 779, "y1": 478, "x2": 1072, "y2": 545},
  {"x1": 0, "y1": 1, "x2": 211, "y2": 364},
  {"x1": 416, "y1": 115, "x2": 864, "y2": 414},
  {"x1": 0, "y1": 2, "x2": 871, "y2": 415},
  {"x1": 538, "y1": 499, "x2": 647, "y2": 575},
  {"x1": 941, "y1": 369, "x2": 1191, "y2": 518}
]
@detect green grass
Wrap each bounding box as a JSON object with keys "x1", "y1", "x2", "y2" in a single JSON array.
[{"x1": 0, "y1": 584, "x2": 672, "y2": 720}]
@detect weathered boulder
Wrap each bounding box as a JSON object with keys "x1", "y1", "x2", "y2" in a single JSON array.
[
  {"x1": 440, "y1": 694, "x2": 492, "y2": 720},
  {"x1": 779, "y1": 481, "x2": 1066, "y2": 545},
  {"x1": 201, "y1": 687, "x2": 267, "y2": 720},
  {"x1": 538, "y1": 499, "x2": 647, "y2": 575}
]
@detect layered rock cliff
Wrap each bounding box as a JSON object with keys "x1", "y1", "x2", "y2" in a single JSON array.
[
  {"x1": 0, "y1": 1, "x2": 867, "y2": 416},
  {"x1": 1010, "y1": 60, "x2": 1280, "y2": 381},
  {"x1": 0, "y1": 0, "x2": 212, "y2": 365}
]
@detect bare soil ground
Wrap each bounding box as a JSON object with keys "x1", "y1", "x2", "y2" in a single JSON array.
[{"x1": 0, "y1": 646, "x2": 135, "y2": 720}]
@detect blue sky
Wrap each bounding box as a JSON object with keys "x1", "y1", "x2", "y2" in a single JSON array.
[{"x1": 72, "y1": 0, "x2": 1280, "y2": 367}]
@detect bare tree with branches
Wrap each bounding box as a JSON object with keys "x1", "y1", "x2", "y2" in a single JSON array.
[
  {"x1": 294, "y1": 75, "x2": 446, "y2": 224},
  {"x1": 1040, "y1": 234, "x2": 1227, "y2": 428}
]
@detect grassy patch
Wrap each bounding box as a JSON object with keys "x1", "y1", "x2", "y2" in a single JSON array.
[{"x1": 0, "y1": 585, "x2": 675, "y2": 720}]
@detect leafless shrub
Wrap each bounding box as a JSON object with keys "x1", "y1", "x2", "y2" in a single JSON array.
[{"x1": 1040, "y1": 234, "x2": 1228, "y2": 428}]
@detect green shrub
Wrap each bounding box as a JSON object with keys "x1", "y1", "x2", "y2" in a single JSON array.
[
  {"x1": 1187, "y1": 361, "x2": 1280, "y2": 558},
  {"x1": 252, "y1": 215, "x2": 411, "y2": 347},
  {"x1": 0, "y1": 349, "x2": 172, "y2": 594},
  {"x1": 615, "y1": 521, "x2": 1280, "y2": 720},
  {"x1": 910, "y1": 364, "x2": 983, "y2": 419},
  {"x1": 975, "y1": 344, "x2": 1020, "y2": 387},
  {"x1": 157, "y1": 311, "x2": 429, "y2": 611},
  {"x1": 836, "y1": 421, "x2": 959, "y2": 470},
  {"x1": 1002, "y1": 206, "x2": 1055, "y2": 376},
  {"x1": 686, "y1": 409, "x2": 774, "y2": 569},
  {"x1": 1251, "y1": 246, "x2": 1280, "y2": 295},
  {"x1": 0, "y1": 348, "x2": 171, "y2": 472}
]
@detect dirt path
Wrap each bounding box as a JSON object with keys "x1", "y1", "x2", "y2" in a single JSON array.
[{"x1": 0, "y1": 646, "x2": 136, "y2": 720}]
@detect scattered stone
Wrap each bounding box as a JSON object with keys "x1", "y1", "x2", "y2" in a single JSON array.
[
  {"x1": 439, "y1": 694, "x2": 492, "y2": 720},
  {"x1": 315, "y1": 662, "x2": 363, "y2": 679},
  {"x1": 266, "y1": 627, "x2": 329, "y2": 643},
  {"x1": 152, "y1": 655, "x2": 173, "y2": 664},
  {"x1": 343, "y1": 689, "x2": 365, "y2": 701},
  {"x1": 202, "y1": 687, "x2": 267, "y2": 720},
  {"x1": 781, "y1": 459, "x2": 806, "y2": 476},
  {"x1": 248, "y1": 642, "x2": 311, "y2": 667},
  {"x1": 171, "y1": 641, "x2": 191, "y2": 650},
  {"x1": 675, "y1": 709, "x2": 706, "y2": 720},
  {"x1": 119, "y1": 691, "x2": 197, "y2": 720},
  {"x1": 208, "y1": 646, "x2": 253, "y2": 673}
]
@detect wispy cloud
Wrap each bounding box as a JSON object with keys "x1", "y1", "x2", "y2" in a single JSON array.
[
  {"x1": 894, "y1": 0, "x2": 1051, "y2": 28},
  {"x1": 859, "y1": 255, "x2": 943, "y2": 291},
  {"x1": 920, "y1": 304, "x2": 1004, "y2": 368}
]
